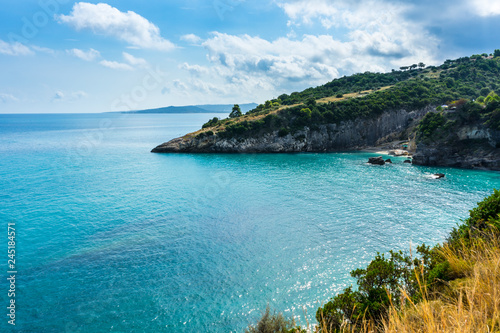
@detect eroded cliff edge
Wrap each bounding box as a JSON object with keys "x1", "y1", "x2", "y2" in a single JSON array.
[
  {"x1": 412, "y1": 126, "x2": 500, "y2": 170},
  {"x1": 152, "y1": 107, "x2": 431, "y2": 153}
]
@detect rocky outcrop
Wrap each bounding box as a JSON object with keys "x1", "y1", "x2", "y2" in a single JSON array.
[
  {"x1": 412, "y1": 128, "x2": 500, "y2": 170},
  {"x1": 368, "y1": 156, "x2": 386, "y2": 165},
  {"x1": 152, "y1": 107, "x2": 433, "y2": 153}
]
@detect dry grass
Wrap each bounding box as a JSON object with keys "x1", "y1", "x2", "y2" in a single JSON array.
[
  {"x1": 182, "y1": 104, "x2": 301, "y2": 139},
  {"x1": 422, "y1": 70, "x2": 442, "y2": 79},
  {"x1": 382, "y1": 233, "x2": 500, "y2": 333},
  {"x1": 316, "y1": 86, "x2": 393, "y2": 104},
  {"x1": 308, "y1": 232, "x2": 500, "y2": 333}
]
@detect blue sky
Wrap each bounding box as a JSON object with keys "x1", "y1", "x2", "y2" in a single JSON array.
[{"x1": 1, "y1": 0, "x2": 499, "y2": 113}]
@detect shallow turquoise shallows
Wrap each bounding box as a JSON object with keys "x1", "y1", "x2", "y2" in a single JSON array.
[{"x1": 0, "y1": 113, "x2": 499, "y2": 332}]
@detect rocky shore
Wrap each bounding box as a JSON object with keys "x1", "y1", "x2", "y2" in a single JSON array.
[
  {"x1": 412, "y1": 141, "x2": 500, "y2": 170},
  {"x1": 152, "y1": 106, "x2": 500, "y2": 171},
  {"x1": 152, "y1": 107, "x2": 431, "y2": 153}
]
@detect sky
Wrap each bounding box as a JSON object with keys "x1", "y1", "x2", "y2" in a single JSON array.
[{"x1": 0, "y1": 0, "x2": 500, "y2": 113}]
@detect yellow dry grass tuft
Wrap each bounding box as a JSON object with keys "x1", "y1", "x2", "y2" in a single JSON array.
[
  {"x1": 309, "y1": 231, "x2": 500, "y2": 333},
  {"x1": 316, "y1": 86, "x2": 393, "y2": 104},
  {"x1": 382, "y1": 232, "x2": 500, "y2": 333}
]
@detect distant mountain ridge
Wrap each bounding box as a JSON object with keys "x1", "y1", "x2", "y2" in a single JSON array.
[{"x1": 124, "y1": 103, "x2": 258, "y2": 114}]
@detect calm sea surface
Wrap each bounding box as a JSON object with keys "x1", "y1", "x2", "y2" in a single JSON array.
[{"x1": 0, "y1": 113, "x2": 498, "y2": 332}]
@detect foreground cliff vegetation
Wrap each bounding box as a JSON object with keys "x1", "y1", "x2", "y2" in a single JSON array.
[
  {"x1": 200, "y1": 52, "x2": 500, "y2": 140},
  {"x1": 245, "y1": 189, "x2": 500, "y2": 333}
]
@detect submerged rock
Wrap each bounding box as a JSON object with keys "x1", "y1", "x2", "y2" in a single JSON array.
[
  {"x1": 368, "y1": 156, "x2": 385, "y2": 165},
  {"x1": 403, "y1": 159, "x2": 412, "y2": 164},
  {"x1": 385, "y1": 159, "x2": 392, "y2": 163}
]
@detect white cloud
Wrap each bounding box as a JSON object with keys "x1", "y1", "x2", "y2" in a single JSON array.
[
  {"x1": 51, "y1": 90, "x2": 88, "y2": 102},
  {"x1": 278, "y1": 0, "x2": 339, "y2": 28},
  {"x1": 173, "y1": 79, "x2": 189, "y2": 91},
  {"x1": 179, "y1": 62, "x2": 210, "y2": 76},
  {"x1": 98, "y1": 53, "x2": 148, "y2": 70},
  {"x1": 203, "y1": 33, "x2": 342, "y2": 80},
  {"x1": 0, "y1": 93, "x2": 19, "y2": 103},
  {"x1": 31, "y1": 46, "x2": 55, "y2": 54},
  {"x1": 171, "y1": 1, "x2": 441, "y2": 103},
  {"x1": 171, "y1": 6, "x2": 439, "y2": 103},
  {"x1": 71, "y1": 91, "x2": 88, "y2": 100},
  {"x1": 99, "y1": 60, "x2": 133, "y2": 71},
  {"x1": 276, "y1": 0, "x2": 439, "y2": 66},
  {"x1": 58, "y1": 2, "x2": 175, "y2": 51},
  {"x1": 181, "y1": 34, "x2": 202, "y2": 44},
  {"x1": 469, "y1": 0, "x2": 500, "y2": 16},
  {"x1": 52, "y1": 91, "x2": 65, "y2": 102},
  {"x1": 67, "y1": 48, "x2": 101, "y2": 61},
  {"x1": 170, "y1": 33, "x2": 347, "y2": 102},
  {"x1": 0, "y1": 40, "x2": 33, "y2": 56},
  {"x1": 122, "y1": 52, "x2": 148, "y2": 68}
]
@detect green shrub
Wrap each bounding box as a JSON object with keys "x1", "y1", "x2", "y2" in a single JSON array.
[
  {"x1": 417, "y1": 112, "x2": 445, "y2": 141},
  {"x1": 316, "y1": 245, "x2": 443, "y2": 332},
  {"x1": 202, "y1": 117, "x2": 219, "y2": 128},
  {"x1": 244, "y1": 305, "x2": 296, "y2": 333},
  {"x1": 278, "y1": 127, "x2": 290, "y2": 137},
  {"x1": 448, "y1": 189, "x2": 500, "y2": 245}
]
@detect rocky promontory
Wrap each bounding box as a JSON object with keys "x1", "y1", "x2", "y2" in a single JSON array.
[
  {"x1": 152, "y1": 54, "x2": 500, "y2": 170},
  {"x1": 152, "y1": 108, "x2": 431, "y2": 153}
]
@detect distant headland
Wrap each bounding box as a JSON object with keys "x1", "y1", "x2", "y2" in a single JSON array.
[{"x1": 112, "y1": 103, "x2": 258, "y2": 114}]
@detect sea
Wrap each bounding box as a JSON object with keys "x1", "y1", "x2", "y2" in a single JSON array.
[{"x1": 0, "y1": 113, "x2": 498, "y2": 332}]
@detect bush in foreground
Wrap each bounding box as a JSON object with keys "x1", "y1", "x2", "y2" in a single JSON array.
[
  {"x1": 247, "y1": 189, "x2": 500, "y2": 332},
  {"x1": 244, "y1": 305, "x2": 302, "y2": 333}
]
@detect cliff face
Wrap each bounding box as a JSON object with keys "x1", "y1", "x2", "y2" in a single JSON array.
[
  {"x1": 412, "y1": 127, "x2": 500, "y2": 170},
  {"x1": 152, "y1": 107, "x2": 433, "y2": 153}
]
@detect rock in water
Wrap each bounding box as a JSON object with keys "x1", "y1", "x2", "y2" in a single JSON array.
[
  {"x1": 404, "y1": 159, "x2": 412, "y2": 164},
  {"x1": 368, "y1": 156, "x2": 385, "y2": 165},
  {"x1": 434, "y1": 173, "x2": 445, "y2": 179},
  {"x1": 385, "y1": 159, "x2": 392, "y2": 163}
]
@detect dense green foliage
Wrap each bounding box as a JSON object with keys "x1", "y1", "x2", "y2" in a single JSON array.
[
  {"x1": 278, "y1": 71, "x2": 410, "y2": 105},
  {"x1": 448, "y1": 189, "x2": 500, "y2": 246},
  {"x1": 416, "y1": 91, "x2": 500, "y2": 144},
  {"x1": 417, "y1": 112, "x2": 445, "y2": 141},
  {"x1": 202, "y1": 117, "x2": 220, "y2": 129},
  {"x1": 202, "y1": 54, "x2": 500, "y2": 139},
  {"x1": 244, "y1": 306, "x2": 302, "y2": 333},
  {"x1": 315, "y1": 189, "x2": 500, "y2": 332}
]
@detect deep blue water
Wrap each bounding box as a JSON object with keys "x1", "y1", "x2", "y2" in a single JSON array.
[{"x1": 0, "y1": 113, "x2": 499, "y2": 332}]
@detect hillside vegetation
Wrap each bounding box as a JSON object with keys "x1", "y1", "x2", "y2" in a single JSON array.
[
  {"x1": 195, "y1": 53, "x2": 500, "y2": 141},
  {"x1": 245, "y1": 189, "x2": 500, "y2": 333}
]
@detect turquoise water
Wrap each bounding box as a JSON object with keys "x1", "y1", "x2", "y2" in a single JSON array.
[{"x1": 0, "y1": 113, "x2": 499, "y2": 332}]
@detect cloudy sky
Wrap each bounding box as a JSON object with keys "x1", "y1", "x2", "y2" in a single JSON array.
[{"x1": 1, "y1": 0, "x2": 499, "y2": 113}]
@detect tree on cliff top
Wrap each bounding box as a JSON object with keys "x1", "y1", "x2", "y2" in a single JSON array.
[{"x1": 229, "y1": 104, "x2": 242, "y2": 118}]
